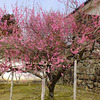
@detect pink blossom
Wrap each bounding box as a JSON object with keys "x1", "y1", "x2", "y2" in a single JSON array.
[{"x1": 61, "y1": 73, "x2": 63, "y2": 76}]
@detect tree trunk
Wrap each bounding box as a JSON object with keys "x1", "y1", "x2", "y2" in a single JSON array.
[{"x1": 48, "y1": 84, "x2": 55, "y2": 100}]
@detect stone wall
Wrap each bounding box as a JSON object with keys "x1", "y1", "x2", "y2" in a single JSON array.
[{"x1": 60, "y1": 59, "x2": 100, "y2": 93}]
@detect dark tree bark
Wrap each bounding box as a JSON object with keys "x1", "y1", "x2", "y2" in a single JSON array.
[
  {"x1": 48, "y1": 83, "x2": 55, "y2": 100},
  {"x1": 47, "y1": 69, "x2": 63, "y2": 100}
]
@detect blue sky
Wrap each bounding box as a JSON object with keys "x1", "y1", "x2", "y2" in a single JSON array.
[{"x1": 0, "y1": 0, "x2": 86, "y2": 14}]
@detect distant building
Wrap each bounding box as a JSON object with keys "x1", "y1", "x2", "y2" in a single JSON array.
[
  {"x1": 0, "y1": 59, "x2": 41, "y2": 82},
  {"x1": 70, "y1": 0, "x2": 100, "y2": 51},
  {"x1": 72, "y1": 0, "x2": 100, "y2": 15}
]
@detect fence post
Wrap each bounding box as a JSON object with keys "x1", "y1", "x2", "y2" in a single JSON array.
[
  {"x1": 41, "y1": 69, "x2": 45, "y2": 100},
  {"x1": 73, "y1": 60, "x2": 77, "y2": 100},
  {"x1": 10, "y1": 71, "x2": 14, "y2": 100}
]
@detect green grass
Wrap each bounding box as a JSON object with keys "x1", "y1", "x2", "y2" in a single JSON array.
[{"x1": 0, "y1": 83, "x2": 99, "y2": 100}]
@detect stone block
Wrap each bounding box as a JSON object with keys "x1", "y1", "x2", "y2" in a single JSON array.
[
  {"x1": 77, "y1": 80, "x2": 83, "y2": 85},
  {"x1": 95, "y1": 68, "x2": 100, "y2": 76},
  {"x1": 96, "y1": 76, "x2": 100, "y2": 82},
  {"x1": 94, "y1": 82, "x2": 98, "y2": 86},
  {"x1": 89, "y1": 75, "x2": 95, "y2": 81},
  {"x1": 98, "y1": 83, "x2": 100, "y2": 88},
  {"x1": 87, "y1": 83, "x2": 94, "y2": 89},
  {"x1": 84, "y1": 75, "x2": 89, "y2": 80},
  {"x1": 86, "y1": 80, "x2": 93, "y2": 84}
]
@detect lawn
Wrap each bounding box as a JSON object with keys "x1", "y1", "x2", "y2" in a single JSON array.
[{"x1": 0, "y1": 83, "x2": 99, "y2": 100}]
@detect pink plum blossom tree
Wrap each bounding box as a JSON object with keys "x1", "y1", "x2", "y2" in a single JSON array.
[{"x1": 0, "y1": 0, "x2": 100, "y2": 100}]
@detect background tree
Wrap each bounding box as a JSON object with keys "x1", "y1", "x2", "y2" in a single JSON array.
[{"x1": 0, "y1": 13, "x2": 22, "y2": 100}]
